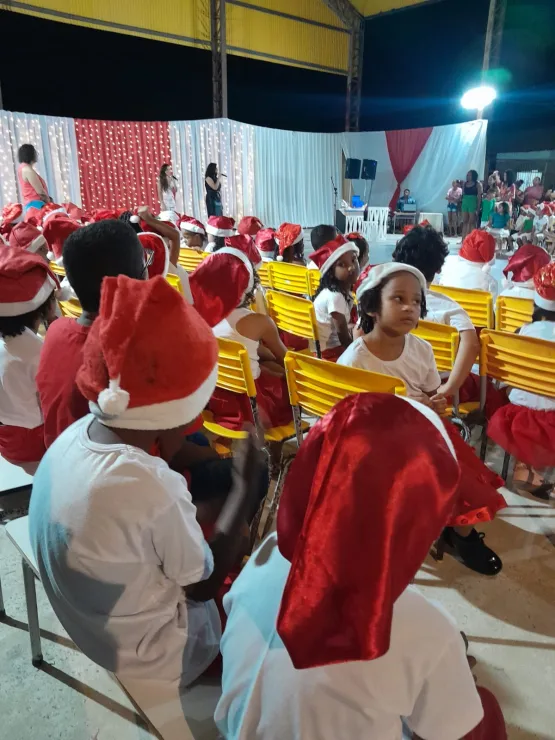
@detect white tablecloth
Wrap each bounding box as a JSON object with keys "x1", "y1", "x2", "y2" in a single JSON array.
[{"x1": 419, "y1": 212, "x2": 444, "y2": 232}]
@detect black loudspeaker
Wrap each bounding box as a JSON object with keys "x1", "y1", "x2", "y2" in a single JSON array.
[
  {"x1": 362, "y1": 159, "x2": 377, "y2": 180},
  {"x1": 345, "y1": 158, "x2": 361, "y2": 179}
]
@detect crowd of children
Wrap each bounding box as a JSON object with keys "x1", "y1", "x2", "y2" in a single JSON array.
[{"x1": 3, "y1": 176, "x2": 555, "y2": 739}]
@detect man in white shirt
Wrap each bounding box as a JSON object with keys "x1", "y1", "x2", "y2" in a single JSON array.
[{"x1": 30, "y1": 274, "x2": 263, "y2": 685}]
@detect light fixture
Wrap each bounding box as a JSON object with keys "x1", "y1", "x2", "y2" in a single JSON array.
[{"x1": 461, "y1": 85, "x2": 497, "y2": 111}]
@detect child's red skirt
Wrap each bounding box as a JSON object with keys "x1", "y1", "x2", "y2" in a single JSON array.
[
  {"x1": 443, "y1": 421, "x2": 507, "y2": 527},
  {"x1": 458, "y1": 373, "x2": 509, "y2": 419},
  {"x1": 463, "y1": 686, "x2": 507, "y2": 740},
  {"x1": 208, "y1": 372, "x2": 293, "y2": 431},
  {"x1": 321, "y1": 345, "x2": 345, "y2": 363},
  {"x1": 487, "y1": 404, "x2": 555, "y2": 470},
  {"x1": 0, "y1": 424, "x2": 46, "y2": 464}
]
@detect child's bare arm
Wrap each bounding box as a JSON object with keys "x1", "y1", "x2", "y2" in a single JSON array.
[{"x1": 331, "y1": 312, "x2": 352, "y2": 348}]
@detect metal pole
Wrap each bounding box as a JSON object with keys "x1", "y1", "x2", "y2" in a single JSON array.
[
  {"x1": 480, "y1": 0, "x2": 506, "y2": 119},
  {"x1": 221, "y1": 0, "x2": 228, "y2": 119}
]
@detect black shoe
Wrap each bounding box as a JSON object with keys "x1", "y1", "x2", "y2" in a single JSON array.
[{"x1": 438, "y1": 527, "x2": 503, "y2": 576}]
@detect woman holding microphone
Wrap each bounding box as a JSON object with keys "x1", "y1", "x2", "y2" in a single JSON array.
[
  {"x1": 205, "y1": 162, "x2": 226, "y2": 217},
  {"x1": 157, "y1": 163, "x2": 178, "y2": 224}
]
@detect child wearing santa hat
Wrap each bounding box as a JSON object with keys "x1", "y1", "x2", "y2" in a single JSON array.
[
  {"x1": 312, "y1": 235, "x2": 360, "y2": 361},
  {"x1": 0, "y1": 203, "x2": 23, "y2": 244},
  {"x1": 255, "y1": 228, "x2": 277, "y2": 263},
  {"x1": 339, "y1": 263, "x2": 505, "y2": 575},
  {"x1": 206, "y1": 216, "x2": 235, "y2": 253},
  {"x1": 29, "y1": 274, "x2": 264, "y2": 688},
  {"x1": 500, "y1": 243, "x2": 550, "y2": 300},
  {"x1": 8, "y1": 221, "x2": 49, "y2": 261},
  {"x1": 439, "y1": 229, "x2": 499, "y2": 299},
  {"x1": 0, "y1": 249, "x2": 58, "y2": 470},
  {"x1": 488, "y1": 263, "x2": 555, "y2": 499},
  {"x1": 42, "y1": 210, "x2": 81, "y2": 265},
  {"x1": 189, "y1": 247, "x2": 292, "y2": 432},
  {"x1": 237, "y1": 216, "x2": 263, "y2": 238},
  {"x1": 275, "y1": 222, "x2": 306, "y2": 265},
  {"x1": 216, "y1": 394, "x2": 507, "y2": 740},
  {"x1": 179, "y1": 215, "x2": 207, "y2": 251}
]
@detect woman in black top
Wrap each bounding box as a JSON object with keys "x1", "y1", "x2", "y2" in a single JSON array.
[
  {"x1": 461, "y1": 170, "x2": 482, "y2": 240},
  {"x1": 205, "y1": 163, "x2": 225, "y2": 217}
]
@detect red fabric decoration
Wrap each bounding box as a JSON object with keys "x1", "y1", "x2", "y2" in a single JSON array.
[
  {"x1": 386, "y1": 126, "x2": 433, "y2": 210},
  {"x1": 276, "y1": 393, "x2": 461, "y2": 670},
  {"x1": 75, "y1": 119, "x2": 171, "y2": 212},
  {"x1": 488, "y1": 405, "x2": 555, "y2": 470},
  {"x1": 403, "y1": 224, "x2": 415, "y2": 235}
]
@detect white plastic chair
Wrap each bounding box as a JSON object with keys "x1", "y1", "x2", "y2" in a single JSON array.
[{"x1": 366, "y1": 207, "x2": 389, "y2": 240}]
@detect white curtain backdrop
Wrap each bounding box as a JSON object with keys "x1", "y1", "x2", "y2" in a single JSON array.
[
  {"x1": 340, "y1": 130, "x2": 396, "y2": 210},
  {"x1": 252, "y1": 126, "x2": 341, "y2": 228},
  {"x1": 403, "y1": 120, "x2": 488, "y2": 216},
  {"x1": 170, "y1": 119, "x2": 255, "y2": 223},
  {"x1": 0, "y1": 111, "x2": 81, "y2": 210}
]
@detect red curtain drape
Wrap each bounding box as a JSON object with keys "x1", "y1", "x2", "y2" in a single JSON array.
[
  {"x1": 75, "y1": 119, "x2": 171, "y2": 212},
  {"x1": 386, "y1": 126, "x2": 433, "y2": 210}
]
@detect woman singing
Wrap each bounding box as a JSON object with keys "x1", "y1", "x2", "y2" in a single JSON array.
[
  {"x1": 18, "y1": 144, "x2": 52, "y2": 211},
  {"x1": 157, "y1": 163, "x2": 178, "y2": 223},
  {"x1": 205, "y1": 162, "x2": 225, "y2": 217}
]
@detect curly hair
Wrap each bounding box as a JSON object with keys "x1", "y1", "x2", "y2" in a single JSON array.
[
  {"x1": 239, "y1": 272, "x2": 261, "y2": 308},
  {"x1": 392, "y1": 225, "x2": 449, "y2": 283},
  {"x1": 119, "y1": 210, "x2": 142, "y2": 234},
  {"x1": 0, "y1": 292, "x2": 56, "y2": 338},
  {"x1": 532, "y1": 305, "x2": 555, "y2": 323},
  {"x1": 358, "y1": 275, "x2": 427, "y2": 333},
  {"x1": 314, "y1": 267, "x2": 352, "y2": 302}
]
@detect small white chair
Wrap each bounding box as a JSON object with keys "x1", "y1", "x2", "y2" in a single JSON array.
[
  {"x1": 366, "y1": 206, "x2": 389, "y2": 240},
  {"x1": 4, "y1": 515, "x2": 221, "y2": 739}
]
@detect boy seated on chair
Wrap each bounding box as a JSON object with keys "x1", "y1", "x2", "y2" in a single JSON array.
[{"x1": 29, "y1": 275, "x2": 264, "y2": 684}]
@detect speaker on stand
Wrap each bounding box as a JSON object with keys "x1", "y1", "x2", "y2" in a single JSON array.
[{"x1": 361, "y1": 159, "x2": 377, "y2": 207}]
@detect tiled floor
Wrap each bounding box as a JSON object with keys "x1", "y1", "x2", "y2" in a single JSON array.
[{"x1": 1, "y1": 236, "x2": 553, "y2": 739}]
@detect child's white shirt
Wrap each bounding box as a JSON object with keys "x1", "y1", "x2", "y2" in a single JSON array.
[
  {"x1": 314, "y1": 288, "x2": 353, "y2": 350},
  {"x1": 439, "y1": 255, "x2": 498, "y2": 301},
  {"x1": 0, "y1": 328, "x2": 43, "y2": 428}
]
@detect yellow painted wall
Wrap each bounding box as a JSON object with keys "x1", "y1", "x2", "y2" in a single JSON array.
[
  {"x1": 2, "y1": 0, "x2": 348, "y2": 74},
  {"x1": 351, "y1": 0, "x2": 435, "y2": 17}
]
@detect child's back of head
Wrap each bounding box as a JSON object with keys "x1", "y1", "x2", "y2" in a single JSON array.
[
  {"x1": 311, "y1": 225, "x2": 337, "y2": 251},
  {"x1": 392, "y1": 225, "x2": 449, "y2": 284}
]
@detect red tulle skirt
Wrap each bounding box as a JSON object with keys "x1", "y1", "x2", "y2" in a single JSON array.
[
  {"x1": 208, "y1": 371, "x2": 293, "y2": 432},
  {"x1": 321, "y1": 345, "x2": 345, "y2": 363},
  {"x1": 0, "y1": 424, "x2": 46, "y2": 464},
  {"x1": 488, "y1": 404, "x2": 555, "y2": 470},
  {"x1": 443, "y1": 421, "x2": 507, "y2": 527},
  {"x1": 458, "y1": 373, "x2": 509, "y2": 419}
]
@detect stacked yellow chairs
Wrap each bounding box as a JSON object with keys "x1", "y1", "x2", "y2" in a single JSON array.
[
  {"x1": 257, "y1": 262, "x2": 271, "y2": 289},
  {"x1": 202, "y1": 338, "x2": 305, "y2": 451},
  {"x1": 165, "y1": 272, "x2": 184, "y2": 296},
  {"x1": 479, "y1": 330, "x2": 555, "y2": 476},
  {"x1": 284, "y1": 350, "x2": 406, "y2": 446},
  {"x1": 58, "y1": 298, "x2": 82, "y2": 319},
  {"x1": 177, "y1": 248, "x2": 208, "y2": 273},
  {"x1": 265, "y1": 290, "x2": 321, "y2": 358},
  {"x1": 268, "y1": 261, "x2": 312, "y2": 296},
  {"x1": 308, "y1": 269, "x2": 321, "y2": 297},
  {"x1": 495, "y1": 295, "x2": 534, "y2": 333},
  {"x1": 430, "y1": 285, "x2": 494, "y2": 329},
  {"x1": 49, "y1": 262, "x2": 66, "y2": 278}
]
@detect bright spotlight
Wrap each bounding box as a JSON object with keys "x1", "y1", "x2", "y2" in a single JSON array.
[{"x1": 461, "y1": 86, "x2": 497, "y2": 111}]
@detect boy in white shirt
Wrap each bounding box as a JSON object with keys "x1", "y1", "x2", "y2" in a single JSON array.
[
  {"x1": 29, "y1": 274, "x2": 263, "y2": 687},
  {"x1": 439, "y1": 229, "x2": 499, "y2": 300},
  {"x1": 216, "y1": 394, "x2": 507, "y2": 740},
  {"x1": 532, "y1": 204, "x2": 549, "y2": 244}
]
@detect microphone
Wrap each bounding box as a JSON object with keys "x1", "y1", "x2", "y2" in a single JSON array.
[
  {"x1": 221, "y1": 173, "x2": 227, "y2": 177},
  {"x1": 171, "y1": 175, "x2": 178, "y2": 181}
]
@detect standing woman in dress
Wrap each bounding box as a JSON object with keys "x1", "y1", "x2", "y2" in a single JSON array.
[
  {"x1": 18, "y1": 144, "x2": 52, "y2": 212},
  {"x1": 461, "y1": 170, "x2": 483, "y2": 240},
  {"x1": 205, "y1": 162, "x2": 225, "y2": 217},
  {"x1": 157, "y1": 163, "x2": 178, "y2": 224}
]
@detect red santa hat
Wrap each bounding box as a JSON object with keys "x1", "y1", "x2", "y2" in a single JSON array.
[
  {"x1": 237, "y1": 216, "x2": 263, "y2": 237},
  {"x1": 355, "y1": 262, "x2": 427, "y2": 302},
  {"x1": 63, "y1": 202, "x2": 84, "y2": 222},
  {"x1": 179, "y1": 216, "x2": 206, "y2": 236},
  {"x1": 0, "y1": 248, "x2": 59, "y2": 317},
  {"x1": 276, "y1": 393, "x2": 459, "y2": 670},
  {"x1": 0, "y1": 203, "x2": 23, "y2": 230},
  {"x1": 534, "y1": 262, "x2": 555, "y2": 312},
  {"x1": 189, "y1": 249, "x2": 254, "y2": 327},
  {"x1": 460, "y1": 229, "x2": 495, "y2": 267},
  {"x1": 24, "y1": 206, "x2": 45, "y2": 224},
  {"x1": 8, "y1": 222, "x2": 48, "y2": 254},
  {"x1": 138, "y1": 232, "x2": 170, "y2": 279},
  {"x1": 310, "y1": 234, "x2": 359, "y2": 276},
  {"x1": 275, "y1": 222, "x2": 303, "y2": 261},
  {"x1": 76, "y1": 275, "x2": 217, "y2": 430},
  {"x1": 40, "y1": 204, "x2": 68, "y2": 226},
  {"x1": 255, "y1": 227, "x2": 276, "y2": 262},
  {"x1": 42, "y1": 213, "x2": 81, "y2": 264},
  {"x1": 224, "y1": 234, "x2": 262, "y2": 269},
  {"x1": 206, "y1": 215, "x2": 235, "y2": 237},
  {"x1": 502, "y1": 244, "x2": 550, "y2": 284},
  {"x1": 90, "y1": 208, "x2": 121, "y2": 223}
]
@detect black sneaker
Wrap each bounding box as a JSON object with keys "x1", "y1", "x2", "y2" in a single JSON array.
[{"x1": 439, "y1": 527, "x2": 503, "y2": 576}]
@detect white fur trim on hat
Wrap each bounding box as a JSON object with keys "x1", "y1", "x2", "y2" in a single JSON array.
[
  {"x1": 401, "y1": 397, "x2": 457, "y2": 460},
  {"x1": 42, "y1": 208, "x2": 68, "y2": 224},
  {"x1": 534, "y1": 293, "x2": 555, "y2": 312},
  {"x1": 90, "y1": 364, "x2": 218, "y2": 430},
  {"x1": 180, "y1": 221, "x2": 206, "y2": 235},
  {"x1": 356, "y1": 263, "x2": 427, "y2": 302},
  {"x1": 206, "y1": 223, "x2": 235, "y2": 237},
  {"x1": 217, "y1": 246, "x2": 255, "y2": 293},
  {"x1": 0, "y1": 274, "x2": 57, "y2": 317},
  {"x1": 28, "y1": 234, "x2": 47, "y2": 254},
  {"x1": 319, "y1": 242, "x2": 359, "y2": 277}
]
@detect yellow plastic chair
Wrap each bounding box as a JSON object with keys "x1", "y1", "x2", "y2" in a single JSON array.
[
  {"x1": 285, "y1": 350, "x2": 406, "y2": 446},
  {"x1": 58, "y1": 298, "x2": 82, "y2": 318},
  {"x1": 165, "y1": 272, "x2": 184, "y2": 296},
  {"x1": 265, "y1": 290, "x2": 321, "y2": 358},
  {"x1": 495, "y1": 295, "x2": 534, "y2": 333},
  {"x1": 49, "y1": 262, "x2": 65, "y2": 278},
  {"x1": 430, "y1": 284, "x2": 494, "y2": 329},
  {"x1": 257, "y1": 262, "x2": 271, "y2": 289},
  {"x1": 177, "y1": 248, "x2": 207, "y2": 273},
  {"x1": 268, "y1": 261, "x2": 312, "y2": 296},
  {"x1": 202, "y1": 338, "x2": 303, "y2": 448},
  {"x1": 480, "y1": 330, "x2": 555, "y2": 476},
  {"x1": 308, "y1": 269, "x2": 320, "y2": 297}
]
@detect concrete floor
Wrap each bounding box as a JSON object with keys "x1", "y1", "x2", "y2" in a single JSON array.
[{"x1": 1, "y1": 236, "x2": 553, "y2": 739}]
